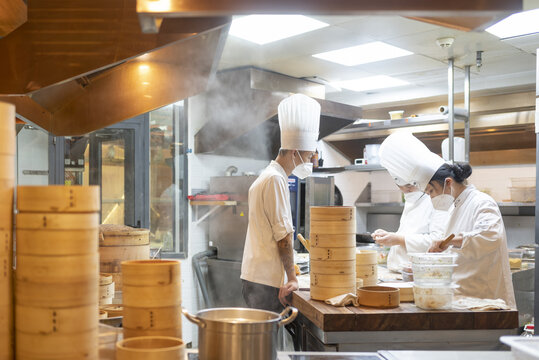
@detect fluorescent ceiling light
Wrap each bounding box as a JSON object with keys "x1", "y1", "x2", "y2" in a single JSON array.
[
  {"x1": 486, "y1": 9, "x2": 539, "y2": 38},
  {"x1": 333, "y1": 75, "x2": 409, "y2": 92},
  {"x1": 313, "y1": 41, "x2": 413, "y2": 66},
  {"x1": 229, "y1": 15, "x2": 328, "y2": 45}
]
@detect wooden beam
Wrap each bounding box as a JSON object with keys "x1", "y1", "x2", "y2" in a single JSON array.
[{"x1": 0, "y1": 0, "x2": 26, "y2": 36}]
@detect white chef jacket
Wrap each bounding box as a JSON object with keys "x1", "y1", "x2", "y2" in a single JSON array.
[
  {"x1": 445, "y1": 185, "x2": 516, "y2": 308},
  {"x1": 387, "y1": 193, "x2": 449, "y2": 271},
  {"x1": 241, "y1": 161, "x2": 294, "y2": 288}
]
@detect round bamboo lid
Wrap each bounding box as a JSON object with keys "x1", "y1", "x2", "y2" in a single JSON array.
[
  {"x1": 16, "y1": 213, "x2": 99, "y2": 230},
  {"x1": 17, "y1": 186, "x2": 100, "y2": 213},
  {"x1": 116, "y1": 336, "x2": 185, "y2": 360},
  {"x1": 310, "y1": 206, "x2": 355, "y2": 222},
  {"x1": 357, "y1": 286, "x2": 400, "y2": 308},
  {"x1": 100, "y1": 304, "x2": 123, "y2": 317}
]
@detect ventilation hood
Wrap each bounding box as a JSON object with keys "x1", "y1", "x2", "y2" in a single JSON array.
[{"x1": 193, "y1": 67, "x2": 362, "y2": 160}]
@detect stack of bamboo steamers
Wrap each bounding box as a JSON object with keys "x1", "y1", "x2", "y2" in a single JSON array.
[
  {"x1": 309, "y1": 206, "x2": 357, "y2": 300},
  {"x1": 0, "y1": 102, "x2": 15, "y2": 360},
  {"x1": 16, "y1": 185, "x2": 100, "y2": 360}
]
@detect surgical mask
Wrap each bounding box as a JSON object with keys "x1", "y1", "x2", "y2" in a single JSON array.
[
  {"x1": 431, "y1": 182, "x2": 454, "y2": 211},
  {"x1": 292, "y1": 153, "x2": 313, "y2": 179},
  {"x1": 404, "y1": 191, "x2": 423, "y2": 204}
]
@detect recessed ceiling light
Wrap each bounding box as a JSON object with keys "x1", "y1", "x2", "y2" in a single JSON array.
[
  {"x1": 229, "y1": 15, "x2": 328, "y2": 45},
  {"x1": 313, "y1": 41, "x2": 413, "y2": 66},
  {"x1": 486, "y1": 8, "x2": 539, "y2": 38},
  {"x1": 332, "y1": 75, "x2": 409, "y2": 92}
]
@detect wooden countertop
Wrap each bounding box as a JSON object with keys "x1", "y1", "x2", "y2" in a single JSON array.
[{"x1": 292, "y1": 290, "x2": 519, "y2": 332}]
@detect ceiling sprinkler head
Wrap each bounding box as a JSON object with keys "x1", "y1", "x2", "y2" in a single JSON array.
[{"x1": 436, "y1": 37, "x2": 455, "y2": 49}]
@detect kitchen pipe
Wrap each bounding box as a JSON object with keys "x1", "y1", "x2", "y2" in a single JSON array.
[{"x1": 192, "y1": 248, "x2": 217, "y2": 308}]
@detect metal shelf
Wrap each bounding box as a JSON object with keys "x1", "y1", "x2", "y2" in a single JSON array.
[
  {"x1": 313, "y1": 164, "x2": 386, "y2": 174},
  {"x1": 190, "y1": 200, "x2": 238, "y2": 225}
]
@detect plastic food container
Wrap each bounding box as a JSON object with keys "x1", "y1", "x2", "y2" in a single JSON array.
[
  {"x1": 409, "y1": 253, "x2": 457, "y2": 265},
  {"x1": 412, "y1": 264, "x2": 456, "y2": 285},
  {"x1": 508, "y1": 249, "x2": 524, "y2": 270},
  {"x1": 401, "y1": 269, "x2": 413, "y2": 282},
  {"x1": 389, "y1": 110, "x2": 404, "y2": 119},
  {"x1": 510, "y1": 187, "x2": 535, "y2": 203},
  {"x1": 413, "y1": 284, "x2": 454, "y2": 310},
  {"x1": 511, "y1": 177, "x2": 536, "y2": 188}
]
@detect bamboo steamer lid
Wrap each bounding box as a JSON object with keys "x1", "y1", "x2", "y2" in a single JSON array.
[
  {"x1": 382, "y1": 282, "x2": 414, "y2": 302},
  {"x1": 310, "y1": 273, "x2": 356, "y2": 288},
  {"x1": 123, "y1": 283, "x2": 181, "y2": 308},
  {"x1": 16, "y1": 229, "x2": 98, "y2": 256},
  {"x1": 16, "y1": 329, "x2": 98, "y2": 360},
  {"x1": 357, "y1": 286, "x2": 400, "y2": 308},
  {"x1": 99, "y1": 282, "x2": 115, "y2": 299},
  {"x1": 16, "y1": 213, "x2": 99, "y2": 230},
  {"x1": 16, "y1": 280, "x2": 98, "y2": 308},
  {"x1": 310, "y1": 219, "x2": 355, "y2": 235},
  {"x1": 310, "y1": 206, "x2": 355, "y2": 222},
  {"x1": 122, "y1": 260, "x2": 181, "y2": 286},
  {"x1": 0, "y1": 155, "x2": 14, "y2": 180},
  {"x1": 356, "y1": 264, "x2": 377, "y2": 278},
  {"x1": 99, "y1": 245, "x2": 150, "y2": 273},
  {"x1": 310, "y1": 285, "x2": 356, "y2": 301},
  {"x1": 17, "y1": 186, "x2": 100, "y2": 213},
  {"x1": 100, "y1": 304, "x2": 122, "y2": 317},
  {"x1": 309, "y1": 233, "x2": 355, "y2": 248},
  {"x1": 310, "y1": 247, "x2": 356, "y2": 261},
  {"x1": 310, "y1": 260, "x2": 355, "y2": 275},
  {"x1": 99, "y1": 224, "x2": 150, "y2": 246},
  {"x1": 16, "y1": 304, "x2": 98, "y2": 334},
  {"x1": 356, "y1": 250, "x2": 377, "y2": 265},
  {"x1": 99, "y1": 273, "x2": 113, "y2": 286},
  {"x1": 123, "y1": 305, "x2": 182, "y2": 331},
  {"x1": 116, "y1": 336, "x2": 185, "y2": 360},
  {"x1": 16, "y1": 254, "x2": 98, "y2": 284}
]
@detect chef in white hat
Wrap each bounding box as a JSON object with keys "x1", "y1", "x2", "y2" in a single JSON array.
[
  {"x1": 372, "y1": 132, "x2": 450, "y2": 271},
  {"x1": 241, "y1": 93, "x2": 320, "y2": 311}
]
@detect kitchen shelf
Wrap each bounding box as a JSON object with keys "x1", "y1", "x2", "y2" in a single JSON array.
[
  {"x1": 190, "y1": 200, "x2": 238, "y2": 225},
  {"x1": 313, "y1": 164, "x2": 386, "y2": 174}
]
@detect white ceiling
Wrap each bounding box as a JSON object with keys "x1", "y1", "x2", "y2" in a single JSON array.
[{"x1": 218, "y1": 15, "x2": 539, "y2": 107}]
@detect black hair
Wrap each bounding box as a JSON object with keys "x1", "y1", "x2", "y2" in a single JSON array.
[{"x1": 430, "y1": 162, "x2": 472, "y2": 185}]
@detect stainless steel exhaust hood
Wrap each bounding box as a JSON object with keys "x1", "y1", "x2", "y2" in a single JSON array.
[{"x1": 193, "y1": 67, "x2": 362, "y2": 160}]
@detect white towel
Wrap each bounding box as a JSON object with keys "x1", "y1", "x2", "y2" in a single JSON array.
[
  {"x1": 452, "y1": 296, "x2": 510, "y2": 311},
  {"x1": 324, "y1": 293, "x2": 359, "y2": 307}
]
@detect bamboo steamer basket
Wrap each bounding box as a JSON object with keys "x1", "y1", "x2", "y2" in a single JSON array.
[
  {"x1": 310, "y1": 260, "x2": 355, "y2": 275},
  {"x1": 357, "y1": 286, "x2": 400, "y2": 309},
  {"x1": 0, "y1": 304, "x2": 13, "y2": 359},
  {"x1": 17, "y1": 186, "x2": 100, "y2": 213},
  {"x1": 0, "y1": 130, "x2": 15, "y2": 155},
  {"x1": 99, "y1": 224, "x2": 150, "y2": 246},
  {"x1": 122, "y1": 260, "x2": 181, "y2": 286},
  {"x1": 16, "y1": 213, "x2": 99, "y2": 230},
  {"x1": 310, "y1": 285, "x2": 356, "y2": 301},
  {"x1": 16, "y1": 280, "x2": 98, "y2": 308},
  {"x1": 116, "y1": 336, "x2": 185, "y2": 360},
  {"x1": 0, "y1": 181, "x2": 13, "y2": 229},
  {"x1": 100, "y1": 304, "x2": 123, "y2": 317},
  {"x1": 123, "y1": 305, "x2": 182, "y2": 332},
  {"x1": 16, "y1": 229, "x2": 98, "y2": 256},
  {"x1": 16, "y1": 254, "x2": 98, "y2": 284},
  {"x1": 310, "y1": 273, "x2": 356, "y2": 288},
  {"x1": 0, "y1": 102, "x2": 15, "y2": 156},
  {"x1": 309, "y1": 233, "x2": 355, "y2": 248},
  {"x1": 99, "y1": 273, "x2": 113, "y2": 286},
  {"x1": 356, "y1": 250, "x2": 377, "y2": 265},
  {"x1": 310, "y1": 247, "x2": 356, "y2": 261},
  {"x1": 99, "y1": 282, "x2": 115, "y2": 300},
  {"x1": 123, "y1": 283, "x2": 181, "y2": 308},
  {"x1": 123, "y1": 327, "x2": 182, "y2": 339},
  {"x1": 310, "y1": 220, "x2": 356, "y2": 235},
  {"x1": 99, "y1": 297, "x2": 113, "y2": 306},
  {"x1": 356, "y1": 264, "x2": 377, "y2": 277},
  {"x1": 0, "y1": 256, "x2": 12, "y2": 307},
  {"x1": 99, "y1": 245, "x2": 150, "y2": 273},
  {"x1": 0, "y1": 155, "x2": 14, "y2": 180},
  {"x1": 382, "y1": 282, "x2": 414, "y2": 302},
  {"x1": 15, "y1": 304, "x2": 98, "y2": 334},
  {"x1": 16, "y1": 329, "x2": 98, "y2": 360},
  {"x1": 0, "y1": 229, "x2": 11, "y2": 256},
  {"x1": 310, "y1": 206, "x2": 355, "y2": 222},
  {"x1": 99, "y1": 309, "x2": 108, "y2": 319}
]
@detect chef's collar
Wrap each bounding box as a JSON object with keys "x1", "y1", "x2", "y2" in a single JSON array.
[
  {"x1": 270, "y1": 160, "x2": 288, "y2": 179},
  {"x1": 454, "y1": 184, "x2": 475, "y2": 208}
]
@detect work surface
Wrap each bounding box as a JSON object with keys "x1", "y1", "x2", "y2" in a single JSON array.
[{"x1": 292, "y1": 290, "x2": 519, "y2": 332}]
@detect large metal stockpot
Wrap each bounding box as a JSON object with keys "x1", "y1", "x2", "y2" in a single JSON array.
[{"x1": 182, "y1": 306, "x2": 297, "y2": 360}]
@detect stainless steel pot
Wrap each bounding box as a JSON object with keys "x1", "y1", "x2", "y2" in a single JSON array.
[{"x1": 182, "y1": 306, "x2": 297, "y2": 360}]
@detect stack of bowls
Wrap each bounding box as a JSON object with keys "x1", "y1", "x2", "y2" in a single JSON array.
[
  {"x1": 0, "y1": 102, "x2": 15, "y2": 360},
  {"x1": 309, "y1": 206, "x2": 356, "y2": 300},
  {"x1": 15, "y1": 185, "x2": 100, "y2": 360},
  {"x1": 409, "y1": 253, "x2": 458, "y2": 310}
]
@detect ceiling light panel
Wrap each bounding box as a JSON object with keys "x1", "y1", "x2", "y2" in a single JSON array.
[
  {"x1": 486, "y1": 9, "x2": 539, "y2": 39},
  {"x1": 312, "y1": 41, "x2": 413, "y2": 66},
  {"x1": 229, "y1": 15, "x2": 329, "y2": 45},
  {"x1": 333, "y1": 75, "x2": 409, "y2": 92}
]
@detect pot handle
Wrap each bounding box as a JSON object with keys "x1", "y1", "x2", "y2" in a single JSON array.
[
  {"x1": 182, "y1": 308, "x2": 206, "y2": 329},
  {"x1": 278, "y1": 306, "x2": 298, "y2": 327}
]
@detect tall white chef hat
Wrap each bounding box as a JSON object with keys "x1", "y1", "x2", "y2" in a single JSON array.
[
  {"x1": 278, "y1": 93, "x2": 321, "y2": 152},
  {"x1": 379, "y1": 131, "x2": 445, "y2": 191}
]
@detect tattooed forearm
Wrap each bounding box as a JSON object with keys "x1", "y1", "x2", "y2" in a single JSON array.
[{"x1": 277, "y1": 233, "x2": 296, "y2": 280}]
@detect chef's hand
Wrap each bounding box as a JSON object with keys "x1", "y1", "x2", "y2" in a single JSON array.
[
  {"x1": 374, "y1": 232, "x2": 405, "y2": 247},
  {"x1": 279, "y1": 279, "x2": 298, "y2": 306},
  {"x1": 428, "y1": 240, "x2": 449, "y2": 253},
  {"x1": 372, "y1": 229, "x2": 388, "y2": 240}
]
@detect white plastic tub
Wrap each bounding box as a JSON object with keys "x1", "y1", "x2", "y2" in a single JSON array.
[
  {"x1": 409, "y1": 253, "x2": 457, "y2": 265},
  {"x1": 500, "y1": 336, "x2": 539, "y2": 360},
  {"x1": 413, "y1": 284, "x2": 454, "y2": 310},
  {"x1": 412, "y1": 264, "x2": 456, "y2": 285},
  {"x1": 510, "y1": 187, "x2": 535, "y2": 203}
]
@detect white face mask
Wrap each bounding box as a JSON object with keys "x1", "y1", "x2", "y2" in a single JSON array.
[
  {"x1": 404, "y1": 191, "x2": 423, "y2": 204},
  {"x1": 292, "y1": 152, "x2": 313, "y2": 179},
  {"x1": 431, "y1": 181, "x2": 454, "y2": 211}
]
